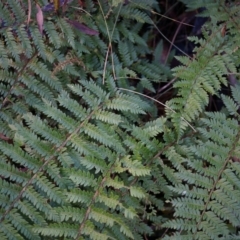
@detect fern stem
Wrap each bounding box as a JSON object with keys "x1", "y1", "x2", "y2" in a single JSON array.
[{"x1": 75, "y1": 163, "x2": 116, "y2": 239}]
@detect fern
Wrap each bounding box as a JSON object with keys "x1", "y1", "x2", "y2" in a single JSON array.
[
  {"x1": 160, "y1": 1, "x2": 240, "y2": 238},
  {"x1": 0, "y1": 0, "x2": 166, "y2": 239},
  {"x1": 1, "y1": 0, "x2": 240, "y2": 239},
  {"x1": 163, "y1": 96, "x2": 240, "y2": 238}
]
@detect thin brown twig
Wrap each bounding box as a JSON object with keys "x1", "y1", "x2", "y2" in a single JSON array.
[
  {"x1": 128, "y1": 0, "x2": 193, "y2": 27},
  {"x1": 97, "y1": 0, "x2": 121, "y2": 84},
  {"x1": 151, "y1": 20, "x2": 192, "y2": 59},
  {"x1": 151, "y1": 10, "x2": 193, "y2": 27},
  {"x1": 157, "y1": 77, "x2": 177, "y2": 94},
  {"x1": 27, "y1": 0, "x2": 31, "y2": 26},
  {"x1": 164, "y1": 17, "x2": 186, "y2": 65},
  {"x1": 103, "y1": 43, "x2": 110, "y2": 84},
  {"x1": 118, "y1": 87, "x2": 196, "y2": 132}
]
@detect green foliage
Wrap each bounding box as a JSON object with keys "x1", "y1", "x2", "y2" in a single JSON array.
[
  {"x1": 161, "y1": 2, "x2": 240, "y2": 238},
  {"x1": 0, "y1": 0, "x2": 240, "y2": 240}
]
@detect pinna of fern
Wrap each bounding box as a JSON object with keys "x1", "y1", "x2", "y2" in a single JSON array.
[{"x1": 166, "y1": 5, "x2": 238, "y2": 139}]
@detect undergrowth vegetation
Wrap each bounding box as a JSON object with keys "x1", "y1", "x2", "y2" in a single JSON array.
[{"x1": 0, "y1": 0, "x2": 240, "y2": 239}]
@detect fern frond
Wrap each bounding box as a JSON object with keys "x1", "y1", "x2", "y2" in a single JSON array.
[{"x1": 163, "y1": 98, "x2": 240, "y2": 238}]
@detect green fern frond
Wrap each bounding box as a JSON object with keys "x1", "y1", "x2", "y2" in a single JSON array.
[
  {"x1": 163, "y1": 96, "x2": 240, "y2": 238},
  {"x1": 1, "y1": 0, "x2": 240, "y2": 239}
]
